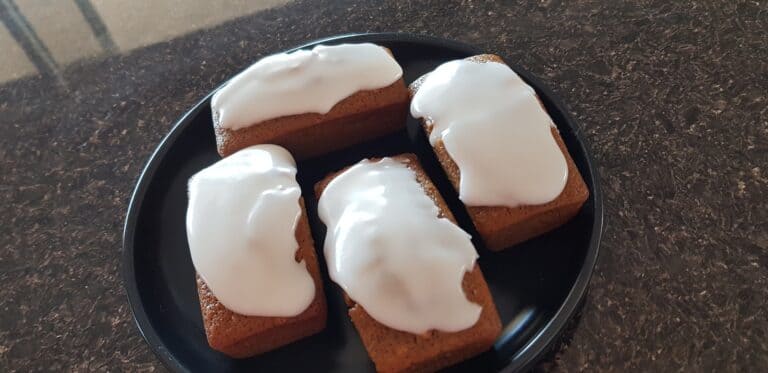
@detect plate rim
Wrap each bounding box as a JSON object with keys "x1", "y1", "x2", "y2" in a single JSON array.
[{"x1": 122, "y1": 32, "x2": 604, "y2": 373}]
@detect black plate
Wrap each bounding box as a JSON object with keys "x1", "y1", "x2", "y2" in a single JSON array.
[{"x1": 123, "y1": 33, "x2": 603, "y2": 373}]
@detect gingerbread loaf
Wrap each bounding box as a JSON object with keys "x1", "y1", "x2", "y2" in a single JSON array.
[
  {"x1": 409, "y1": 54, "x2": 590, "y2": 251},
  {"x1": 213, "y1": 45, "x2": 409, "y2": 159},
  {"x1": 315, "y1": 154, "x2": 502, "y2": 372}
]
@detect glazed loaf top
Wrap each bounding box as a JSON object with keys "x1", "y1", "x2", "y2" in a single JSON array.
[
  {"x1": 212, "y1": 43, "x2": 403, "y2": 131},
  {"x1": 410, "y1": 55, "x2": 568, "y2": 208},
  {"x1": 186, "y1": 144, "x2": 315, "y2": 317},
  {"x1": 317, "y1": 156, "x2": 482, "y2": 334}
]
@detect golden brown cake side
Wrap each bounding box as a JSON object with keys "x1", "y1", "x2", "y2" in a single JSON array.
[
  {"x1": 196, "y1": 198, "x2": 327, "y2": 358},
  {"x1": 409, "y1": 54, "x2": 590, "y2": 251},
  {"x1": 214, "y1": 47, "x2": 409, "y2": 160},
  {"x1": 315, "y1": 154, "x2": 502, "y2": 373}
]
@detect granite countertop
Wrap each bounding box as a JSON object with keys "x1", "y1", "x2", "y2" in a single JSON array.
[{"x1": 1, "y1": 0, "x2": 766, "y2": 371}]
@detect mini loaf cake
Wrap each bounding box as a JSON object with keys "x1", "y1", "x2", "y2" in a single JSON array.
[
  {"x1": 186, "y1": 145, "x2": 326, "y2": 358},
  {"x1": 315, "y1": 154, "x2": 502, "y2": 373},
  {"x1": 212, "y1": 43, "x2": 409, "y2": 160},
  {"x1": 410, "y1": 54, "x2": 589, "y2": 251}
]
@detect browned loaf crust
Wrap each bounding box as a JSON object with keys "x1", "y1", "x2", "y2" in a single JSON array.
[
  {"x1": 214, "y1": 47, "x2": 409, "y2": 160},
  {"x1": 196, "y1": 198, "x2": 327, "y2": 358},
  {"x1": 315, "y1": 154, "x2": 502, "y2": 373},
  {"x1": 409, "y1": 54, "x2": 590, "y2": 251}
]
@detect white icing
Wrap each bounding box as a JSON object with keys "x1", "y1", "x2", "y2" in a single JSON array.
[
  {"x1": 318, "y1": 158, "x2": 481, "y2": 334},
  {"x1": 186, "y1": 144, "x2": 314, "y2": 317},
  {"x1": 211, "y1": 43, "x2": 403, "y2": 130},
  {"x1": 411, "y1": 59, "x2": 568, "y2": 208}
]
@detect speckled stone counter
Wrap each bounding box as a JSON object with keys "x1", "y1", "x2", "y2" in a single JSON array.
[{"x1": 1, "y1": 0, "x2": 766, "y2": 371}]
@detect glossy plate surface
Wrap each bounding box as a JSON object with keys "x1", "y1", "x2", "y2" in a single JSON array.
[{"x1": 122, "y1": 33, "x2": 603, "y2": 372}]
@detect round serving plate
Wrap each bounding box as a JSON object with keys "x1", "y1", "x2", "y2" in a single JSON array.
[{"x1": 122, "y1": 33, "x2": 603, "y2": 372}]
